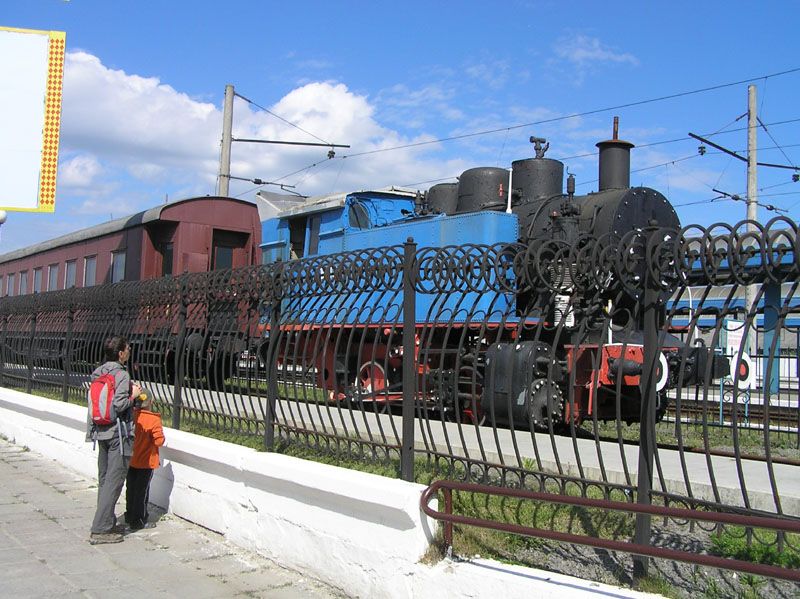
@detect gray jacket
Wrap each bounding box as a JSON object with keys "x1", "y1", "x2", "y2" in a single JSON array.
[{"x1": 85, "y1": 360, "x2": 134, "y2": 443}]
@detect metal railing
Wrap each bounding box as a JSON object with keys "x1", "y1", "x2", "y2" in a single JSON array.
[
  {"x1": 420, "y1": 479, "x2": 800, "y2": 582},
  {"x1": 0, "y1": 218, "x2": 798, "y2": 579}
]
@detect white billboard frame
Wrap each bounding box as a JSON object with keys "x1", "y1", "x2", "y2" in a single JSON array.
[{"x1": 0, "y1": 26, "x2": 66, "y2": 212}]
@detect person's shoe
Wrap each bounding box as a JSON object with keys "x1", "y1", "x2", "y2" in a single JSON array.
[
  {"x1": 130, "y1": 522, "x2": 156, "y2": 531},
  {"x1": 89, "y1": 532, "x2": 124, "y2": 545},
  {"x1": 112, "y1": 523, "x2": 129, "y2": 534}
]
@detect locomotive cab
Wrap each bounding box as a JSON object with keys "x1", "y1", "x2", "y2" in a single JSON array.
[{"x1": 258, "y1": 189, "x2": 417, "y2": 263}]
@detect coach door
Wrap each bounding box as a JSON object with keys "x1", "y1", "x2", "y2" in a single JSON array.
[{"x1": 212, "y1": 230, "x2": 250, "y2": 270}]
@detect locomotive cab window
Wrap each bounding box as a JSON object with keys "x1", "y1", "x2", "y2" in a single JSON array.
[
  {"x1": 287, "y1": 217, "x2": 307, "y2": 259},
  {"x1": 348, "y1": 201, "x2": 371, "y2": 229}
]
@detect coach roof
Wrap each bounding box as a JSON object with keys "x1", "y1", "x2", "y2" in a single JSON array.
[{"x1": 0, "y1": 196, "x2": 256, "y2": 265}]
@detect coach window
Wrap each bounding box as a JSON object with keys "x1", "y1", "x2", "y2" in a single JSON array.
[
  {"x1": 84, "y1": 256, "x2": 96, "y2": 287},
  {"x1": 65, "y1": 261, "x2": 76, "y2": 288},
  {"x1": 6, "y1": 273, "x2": 14, "y2": 297},
  {"x1": 211, "y1": 231, "x2": 247, "y2": 270},
  {"x1": 111, "y1": 250, "x2": 126, "y2": 283},
  {"x1": 48, "y1": 264, "x2": 58, "y2": 291},
  {"x1": 19, "y1": 271, "x2": 28, "y2": 295},
  {"x1": 33, "y1": 268, "x2": 42, "y2": 293}
]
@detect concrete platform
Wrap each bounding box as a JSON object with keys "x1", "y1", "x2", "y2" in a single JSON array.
[{"x1": 0, "y1": 438, "x2": 346, "y2": 599}]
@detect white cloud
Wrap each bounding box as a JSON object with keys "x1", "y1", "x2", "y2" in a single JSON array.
[
  {"x1": 549, "y1": 34, "x2": 639, "y2": 86},
  {"x1": 464, "y1": 59, "x2": 512, "y2": 90},
  {"x1": 376, "y1": 83, "x2": 464, "y2": 129},
  {"x1": 62, "y1": 52, "x2": 218, "y2": 166},
  {"x1": 554, "y1": 34, "x2": 639, "y2": 68},
  {"x1": 58, "y1": 154, "x2": 103, "y2": 188},
  {"x1": 48, "y1": 51, "x2": 476, "y2": 227}
]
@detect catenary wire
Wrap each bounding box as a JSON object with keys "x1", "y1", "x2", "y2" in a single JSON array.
[
  {"x1": 234, "y1": 91, "x2": 332, "y2": 146},
  {"x1": 340, "y1": 68, "x2": 800, "y2": 159}
]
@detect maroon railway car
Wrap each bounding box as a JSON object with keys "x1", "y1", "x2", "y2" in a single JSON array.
[
  {"x1": 0, "y1": 196, "x2": 262, "y2": 384},
  {"x1": 0, "y1": 196, "x2": 261, "y2": 295}
]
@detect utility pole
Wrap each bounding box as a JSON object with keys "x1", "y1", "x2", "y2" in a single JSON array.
[
  {"x1": 744, "y1": 84, "x2": 757, "y2": 353},
  {"x1": 216, "y1": 84, "x2": 349, "y2": 195},
  {"x1": 218, "y1": 84, "x2": 234, "y2": 196}
]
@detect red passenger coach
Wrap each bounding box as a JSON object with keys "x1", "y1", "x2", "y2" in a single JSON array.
[{"x1": 0, "y1": 196, "x2": 261, "y2": 294}]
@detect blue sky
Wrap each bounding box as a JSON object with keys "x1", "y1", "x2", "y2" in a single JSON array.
[{"x1": 2, "y1": 0, "x2": 799, "y2": 252}]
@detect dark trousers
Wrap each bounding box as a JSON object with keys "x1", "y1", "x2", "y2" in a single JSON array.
[{"x1": 125, "y1": 466, "x2": 153, "y2": 528}]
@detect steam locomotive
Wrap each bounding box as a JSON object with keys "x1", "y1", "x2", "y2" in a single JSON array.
[{"x1": 256, "y1": 120, "x2": 728, "y2": 428}]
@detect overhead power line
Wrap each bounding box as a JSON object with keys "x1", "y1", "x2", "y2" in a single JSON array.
[
  {"x1": 234, "y1": 91, "x2": 332, "y2": 146},
  {"x1": 711, "y1": 188, "x2": 788, "y2": 213},
  {"x1": 757, "y1": 117, "x2": 797, "y2": 169},
  {"x1": 553, "y1": 117, "x2": 800, "y2": 163},
  {"x1": 403, "y1": 139, "x2": 800, "y2": 189},
  {"x1": 688, "y1": 132, "x2": 800, "y2": 171},
  {"x1": 342, "y1": 67, "x2": 800, "y2": 159}
]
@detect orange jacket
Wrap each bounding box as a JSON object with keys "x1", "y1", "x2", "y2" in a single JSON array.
[{"x1": 130, "y1": 409, "x2": 165, "y2": 469}]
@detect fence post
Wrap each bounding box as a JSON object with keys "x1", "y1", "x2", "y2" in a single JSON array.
[
  {"x1": 264, "y1": 261, "x2": 284, "y2": 450},
  {"x1": 61, "y1": 306, "x2": 74, "y2": 403},
  {"x1": 26, "y1": 311, "x2": 37, "y2": 394},
  {"x1": 400, "y1": 238, "x2": 417, "y2": 482},
  {"x1": 633, "y1": 279, "x2": 660, "y2": 578},
  {"x1": 0, "y1": 314, "x2": 7, "y2": 386},
  {"x1": 172, "y1": 278, "x2": 187, "y2": 430}
]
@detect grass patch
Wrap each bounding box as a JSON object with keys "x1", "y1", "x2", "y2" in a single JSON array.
[
  {"x1": 709, "y1": 526, "x2": 800, "y2": 569},
  {"x1": 584, "y1": 419, "x2": 799, "y2": 459},
  {"x1": 636, "y1": 575, "x2": 680, "y2": 598}
]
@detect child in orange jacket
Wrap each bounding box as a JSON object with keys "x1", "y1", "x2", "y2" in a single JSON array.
[{"x1": 124, "y1": 392, "x2": 165, "y2": 530}]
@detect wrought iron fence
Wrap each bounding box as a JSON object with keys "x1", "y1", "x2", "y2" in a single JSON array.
[{"x1": 0, "y1": 218, "x2": 797, "y2": 580}]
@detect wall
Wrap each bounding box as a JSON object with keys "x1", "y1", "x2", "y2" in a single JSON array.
[{"x1": 0, "y1": 388, "x2": 655, "y2": 599}]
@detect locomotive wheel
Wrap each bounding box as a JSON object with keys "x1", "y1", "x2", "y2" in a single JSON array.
[
  {"x1": 356, "y1": 360, "x2": 390, "y2": 414},
  {"x1": 527, "y1": 379, "x2": 563, "y2": 431}
]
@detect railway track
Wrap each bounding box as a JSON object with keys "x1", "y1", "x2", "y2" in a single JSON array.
[{"x1": 666, "y1": 399, "x2": 799, "y2": 430}]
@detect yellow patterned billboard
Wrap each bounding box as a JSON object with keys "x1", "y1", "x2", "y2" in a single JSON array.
[{"x1": 0, "y1": 26, "x2": 65, "y2": 212}]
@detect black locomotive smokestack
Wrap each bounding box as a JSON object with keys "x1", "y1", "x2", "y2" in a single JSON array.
[{"x1": 596, "y1": 116, "x2": 634, "y2": 191}]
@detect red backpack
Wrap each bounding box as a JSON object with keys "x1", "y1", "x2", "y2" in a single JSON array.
[{"x1": 88, "y1": 373, "x2": 117, "y2": 426}]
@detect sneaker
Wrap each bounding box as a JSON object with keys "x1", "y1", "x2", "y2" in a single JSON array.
[
  {"x1": 130, "y1": 522, "x2": 156, "y2": 531},
  {"x1": 89, "y1": 532, "x2": 124, "y2": 545}
]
